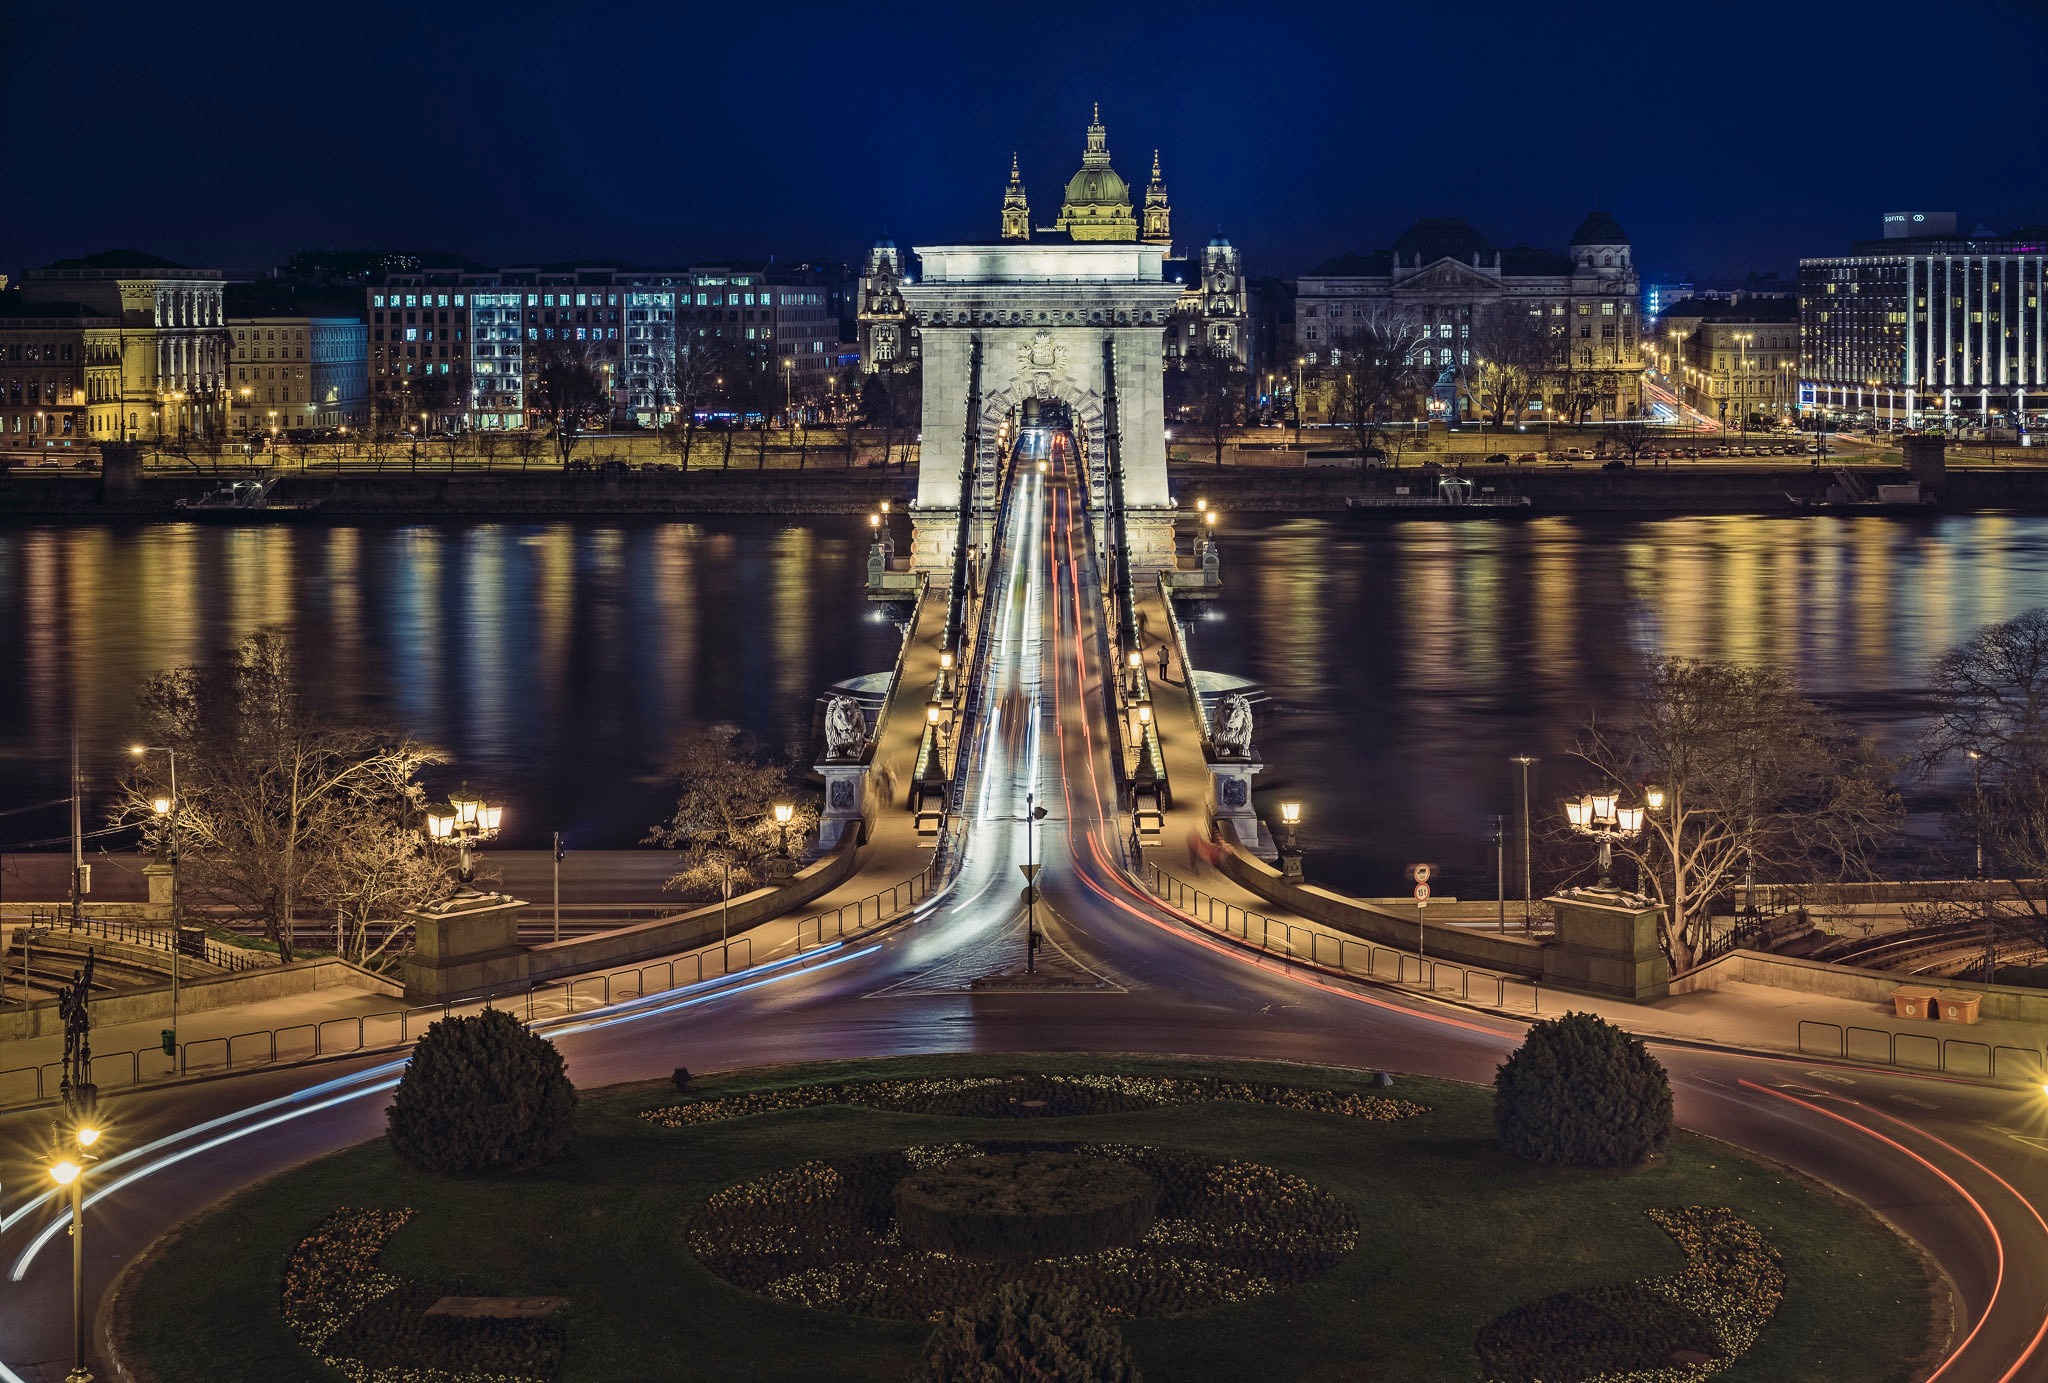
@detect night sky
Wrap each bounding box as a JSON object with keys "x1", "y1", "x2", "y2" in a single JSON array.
[{"x1": 4, "y1": 0, "x2": 2043, "y2": 284}]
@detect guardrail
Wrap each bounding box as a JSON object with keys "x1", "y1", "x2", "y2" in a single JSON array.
[
  {"x1": 1142, "y1": 862, "x2": 1541, "y2": 1011},
  {"x1": 13, "y1": 909, "x2": 267, "y2": 973},
  {"x1": 1155, "y1": 576, "x2": 1209, "y2": 741},
  {"x1": 792, "y1": 863, "x2": 939, "y2": 951},
  {"x1": 1794, "y1": 1019, "x2": 2044, "y2": 1083}
]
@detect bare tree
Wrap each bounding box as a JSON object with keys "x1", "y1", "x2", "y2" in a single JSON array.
[
  {"x1": 660, "y1": 339, "x2": 725, "y2": 470},
  {"x1": 1167, "y1": 342, "x2": 1242, "y2": 468},
  {"x1": 1572, "y1": 658, "x2": 1900, "y2": 970},
  {"x1": 114, "y1": 631, "x2": 446, "y2": 962},
  {"x1": 1325, "y1": 308, "x2": 1429, "y2": 473},
  {"x1": 529, "y1": 336, "x2": 611, "y2": 468},
  {"x1": 511, "y1": 427, "x2": 545, "y2": 471},
  {"x1": 474, "y1": 429, "x2": 503, "y2": 472},
  {"x1": 643, "y1": 727, "x2": 820, "y2": 908},
  {"x1": 1467, "y1": 307, "x2": 1549, "y2": 431},
  {"x1": 1611, "y1": 414, "x2": 1655, "y2": 466}
]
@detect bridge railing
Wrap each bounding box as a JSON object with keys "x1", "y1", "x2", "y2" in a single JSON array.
[
  {"x1": 0, "y1": 850, "x2": 952, "y2": 1110},
  {"x1": 1793, "y1": 1019, "x2": 2044, "y2": 1084},
  {"x1": 13, "y1": 909, "x2": 268, "y2": 974},
  {"x1": 1140, "y1": 861, "x2": 1542, "y2": 1012},
  {"x1": 1155, "y1": 574, "x2": 1209, "y2": 742}
]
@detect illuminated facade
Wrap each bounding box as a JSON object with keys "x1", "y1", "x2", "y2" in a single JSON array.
[
  {"x1": 1651, "y1": 297, "x2": 1799, "y2": 429},
  {"x1": 0, "y1": 299, "x2": 111, "y2": 457},
  {"x1": 229, "y1": 316, "x2": 367, "y2": 433},
  {"x1": 1294, "y1": 213, "x2": 1642, "y2": 423},
  {"x1": 1799, "y1": 217, "x2": 2048, "y2": 428},
  {"x1": 21, "y1": 253, "x2": 230, "y2": 442}
]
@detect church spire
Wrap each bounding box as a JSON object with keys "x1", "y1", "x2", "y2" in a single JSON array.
[
  {"x1": 1083, "y1": 103, "x2": 1110, "y2": 166},
  {"x1": 1000, "y1": 151, "x2": 1031, "y2": 241},
  {"x1": 1142, "y1": 149, "x2": 1170, "y2": 246}
]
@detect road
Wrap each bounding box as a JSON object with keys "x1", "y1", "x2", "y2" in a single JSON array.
[{"x1": 3, "y1": 427, "x2": 2047, "y2": 1381}]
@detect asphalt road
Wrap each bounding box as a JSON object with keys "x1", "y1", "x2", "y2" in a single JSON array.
[{"x1": 2, "y1": 430, "x2": 2046, "y2": 1382}]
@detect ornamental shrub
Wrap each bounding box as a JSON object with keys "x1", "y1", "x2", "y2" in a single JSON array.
[
  {"x1": 912, "y1": 1283, "x2": 1141, "y2": 1383},
  {"x1": 1494, "y1": 1011, "x2": 1673, "y2": 1168},
  {"x1": 386, "y1": 1008, "x2": 577, "y2": 1174}
]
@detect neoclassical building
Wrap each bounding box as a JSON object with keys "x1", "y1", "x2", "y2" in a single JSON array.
[
  {"x1": 1294, "y1": 213, "x2": 1642, "y2": 422},
  {"x1": 858, "y1": 108, "x2": 1251, "y2": 377}
]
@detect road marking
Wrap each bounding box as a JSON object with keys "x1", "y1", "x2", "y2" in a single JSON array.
[{"x1": 1802, "y1": 1069, "x2": 1858, "y2": 1085}]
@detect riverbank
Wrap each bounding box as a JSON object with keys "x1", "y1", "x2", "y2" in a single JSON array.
[{"x1": 1169, "y1": 460, "x2": 2048, "y2": 514}]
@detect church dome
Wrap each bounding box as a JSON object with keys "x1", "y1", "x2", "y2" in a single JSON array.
[
  {"x1": 1208, "y1": 232, "x2": 1232, "y2": 248},
  {"x1": 1062, "y1": 166, "x2": 1129, "y2": 211},
  {"x1": 1570, "y1": 210, "x2": 1628, "y2": 245}
]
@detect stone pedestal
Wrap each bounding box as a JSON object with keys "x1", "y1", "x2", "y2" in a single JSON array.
[
  {"x1": 1540, "y1": 889, "x2": 1671, "y2": 1001},
  {"x1": 817, "y1": 755, "x2": 873, "y2": 850},
  {"x1": 1208, "y1": 753, "x2": 1275, "y2": 860},
  {"x1": 400, "y1": 890, "x2": 530, "y2": 1003},
  {"x1": 910, "y1": 508, "x2": 960, "y2": 573},
  {"x1": 1123, "y1": 506, "x2": 1180, "y2": 579},
  {"x1": 142, "y1": 860, "x2": 175, "y2": 923}
]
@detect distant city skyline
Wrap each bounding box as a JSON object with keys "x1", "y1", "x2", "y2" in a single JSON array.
[{"x1": 4, "y1": 0, "x2": 2043, "y2": 282}]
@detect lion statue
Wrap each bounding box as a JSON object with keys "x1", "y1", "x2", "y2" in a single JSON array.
[
  {"x1": 823, "y1": 695, "x2": 868, "y2": 758},
  {"x1": 1212, "y1": 693, "x2": 1255, "y2": 757}
]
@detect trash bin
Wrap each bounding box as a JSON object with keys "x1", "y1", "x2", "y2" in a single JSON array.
[
  {"x1": 160, "y1": 1029, "x2": 176, "y2": 1056},
  {"x1": 1891, "y1": 985, "x2": 1939, "y2": 1020},
  {"x1": 176, "y1": 925, "x2": 206, "y2": 959},
  {"x1": 1936, "y1": 991, "x2": 1982, "y2": 1025}
]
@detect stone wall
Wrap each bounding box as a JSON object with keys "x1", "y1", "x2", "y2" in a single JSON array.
[
  {"x1": 0, "y1": 955, "x2": 402, "y2": 1043},
  {"x1": 1674, "y1": 949, "x2": 2048, "y2": 1025}
]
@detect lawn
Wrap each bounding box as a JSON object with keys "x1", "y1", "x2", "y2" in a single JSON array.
[{"x1": 117, "y1": 1053, "x2": 1940, "y2": 1382}]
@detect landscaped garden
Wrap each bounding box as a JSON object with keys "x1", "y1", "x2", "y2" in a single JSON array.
[{"x1": 116, "y1": 1050, "x2": 1941, "y2": 1382}]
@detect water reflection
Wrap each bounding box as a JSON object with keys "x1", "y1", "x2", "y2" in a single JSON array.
[
  {"x1": 1185, "y1": 513, "x2": 2048, "y2": 899},
  {"x1": 0, "y1": 519, "x2": 894, "y2": 853}
]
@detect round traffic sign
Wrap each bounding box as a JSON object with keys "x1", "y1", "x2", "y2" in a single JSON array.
[
  {"x1": 1413, "y1": 882, "x2": 1431, "y2": 902},
  {"x1": 1412, "y1": 863, "x2": 1432, "y2": 884}
]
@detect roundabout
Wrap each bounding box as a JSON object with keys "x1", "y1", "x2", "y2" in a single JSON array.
[{"x1": 114, "y1": 1055, "x2": 1937, "y2": 1382}]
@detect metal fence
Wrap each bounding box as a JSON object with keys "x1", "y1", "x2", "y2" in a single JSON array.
[
  {"x1": 1794, "y1": 1019, "x2": 2044, "y2": 1084},
  {"x1": 1142, "y1": 862, "x2": 1542, "y2": 1011},
  {"x1": 13, "y1": 910, "x2": 266, "y2": 973}
]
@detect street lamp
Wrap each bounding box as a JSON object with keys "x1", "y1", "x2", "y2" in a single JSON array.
[
  {"x1": 1127, "y1": 648, "x2": 1143, "y2": 696},
  {"x1": 425, "y1": 785, "x2": 502, "y2": 886},
  {"x1": 1968, "y1": 750, "x2": 1983, "y2": 879},
  {"x1": 773, "y1": 802, "x2": 794, "y2": 857},
  {"x1": 938, "y1": 649, "x2": 954, "y2": 699},
  {"x1": 1025, "y1": 791, "x2": 1049, "y2": 973},
  {"x1": 130, "y1": 744, "x2": 182, "y2": 1036},
  {"x1": 1512, "y1": 755, "x2": 1537, "y2": 925},
  {"x1": 1278, "y1": 800, "x2": 1304, "y2": 880},
  {"x1": 1563, "y1": 790, "x2": 1647, "y2": 890}
]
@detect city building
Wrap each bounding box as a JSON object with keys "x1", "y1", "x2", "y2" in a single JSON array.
[
  {"x1": 20, "y1": 251, "x2": 229, "y2": 443},
  {"x1": 858, "y1": 241, "x2": 915, "y2": 373},
  {"x1": 0, "y1": 296, "x2": 113, "y2": 457},
  {"x1": 1800, "y1": 213, "x2": 2048, "y2": 429},
  {"x1": 1650, "y1": 296, "x2": 1800, "y2": 430},
  {"x1": 367, "y1": 263, "x2": 836, "y2": 431},
  {"x1": 226, "y1": 316, "x2": 369, "y2": 434},
  {"x1": 1293, "y1": 213, "x2": 1642, "y2": 423}
]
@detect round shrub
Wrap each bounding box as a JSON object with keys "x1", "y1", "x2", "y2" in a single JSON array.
[
  {"x1": 913, "y1": 1282, "x2": 1142, "y2": 1383},
  {"x1": 387, "y1": 1008, "x2": 577, "y2": 1174},
  {"x1": 1494, "y1": 1011, "x2": 1673, "y2": 1168}
]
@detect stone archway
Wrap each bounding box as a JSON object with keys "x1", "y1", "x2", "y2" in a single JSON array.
[{"x1": 901, "y1": 243, "x2": 1185, "y2": 574}]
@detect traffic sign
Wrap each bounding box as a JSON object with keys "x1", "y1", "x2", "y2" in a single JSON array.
[
  {"x1": 1413, "y1": 882, "x2": 1431, "y2": 903},
  {"x1": 1020, "y1": 863, "x2": 1040, "y2": 881},
  {"x1": 1412, "y1": 863, "x2": 1431, "y2": 884}
]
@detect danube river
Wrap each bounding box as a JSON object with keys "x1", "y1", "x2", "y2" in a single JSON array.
[{"x1": 1, "y1": 513, "x2": 2042, "y2": 899}]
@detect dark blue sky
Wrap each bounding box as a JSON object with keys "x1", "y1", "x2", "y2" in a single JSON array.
[{"x1": 5, "y1": 0, "x2": 2043, "y2": 283}]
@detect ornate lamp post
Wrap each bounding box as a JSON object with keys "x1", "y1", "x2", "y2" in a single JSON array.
[
  {"x1": 130, "y1": 744, "x2": 183, "y2": 1034},
  {"x1": 773, "y1": 802, "x2": 794, "y2": 857},
  {"x1": 1278, "y1": 800, "x2": 1304, "y2": 881},
  {"x1": 938, "y1": 649, "x2": 954, "y2": 700},
  {"x1": 1563, "y1": 790, "x2": 1647, "y2": 889},
  {"x1": 425, "y1": 786, "x2": 502, "y2": 886}
]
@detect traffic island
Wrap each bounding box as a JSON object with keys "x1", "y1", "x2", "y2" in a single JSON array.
[{"x1": 115, "y1": 1054, "x2": 1940, "y2": 1383}]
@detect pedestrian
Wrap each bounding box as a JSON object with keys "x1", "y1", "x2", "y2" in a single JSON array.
[{"x1": 1158, "y1": 643, "x2": 1170, "y2": 681}]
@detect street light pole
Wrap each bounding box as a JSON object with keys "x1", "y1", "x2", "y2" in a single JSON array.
[
  {"x1": 1513, "y1": 755, "x2": 1536, "y2": 926},
  {"x1": 132, "y1": 744, "x2": 182, "y2": 1034}
]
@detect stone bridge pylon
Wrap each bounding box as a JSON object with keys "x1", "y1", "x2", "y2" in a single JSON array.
[{"x1": 900, "y1": 243, "x2": 1184, "y2": 575}]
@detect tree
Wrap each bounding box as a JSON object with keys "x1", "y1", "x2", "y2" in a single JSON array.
[
  {"x1": 1325, "y1": 308, "x2": 1429, "y2": 472},
  {"x1": 528, "y1": 336, "x2": 611, "y2": 468},
  {"x1": 511, "y1": 426, "x2": 546, "y2": 471},
  {"x1": 1571, "y1": 658, "x2": 1900, "y2": 970},
  {"x1": 386, "y1": 1009, "x2": 577, "y2": 1174},
  {"x1": 113, "y1": 630, "x2": 445, "y2": 961},
  {"x1": 1917, "y1": 610, "x2": 2048, "y2": 958},
  {"x1": 1467, "y1": 307, "x2": 1549, "y2": 431},
  {"x1": 1611, "y1": 414, "x2": 1655, "y2": 466},
  {"x1": 1169, "y1": 343, "x2": 1242, "y2": 468},
  {"x1": 303, "y1": 803, "x2": 459, "y2": 967},
  {"x1": 643, "y1": 726, "x2": 819, "y2": 906},
  {"x1": 913, "y1": 1284, "x2": 1141, "y2": 1383},
  {"x1": 1495, "y1": 1011, "x2": 1673, "y2": 1168},
  {"x1": 659, "y1": 338, "x2": 727, "y2": 470}
]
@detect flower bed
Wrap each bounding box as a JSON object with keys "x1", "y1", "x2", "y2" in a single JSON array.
[
  {"x1": 894, "y1": 1149, "x2": 1161, "y2": 1260},
  {"x1": 1474, "y1": 1206, "x2": 1787, "y2": 1382},
  {"x1": 642, "y1": 1072, "x2": 1425, "y2": 1128},
  {"x1": 280, "y1": 1207, "x2": 564, "y2": 1383},
  {"x1": 687, "y1": 1141, "x2": 1358, "y2": 1321}
]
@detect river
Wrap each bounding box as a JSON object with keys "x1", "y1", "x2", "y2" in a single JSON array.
[{"x1": 2, "y1": 512, "x2": 2042, "y2": 901}]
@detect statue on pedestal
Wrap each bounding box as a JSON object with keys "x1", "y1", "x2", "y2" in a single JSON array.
[
  {"x1": 824, "y1": 696, "x2": 869, "y2": 759},
  {"x1": 1212, "y1": 693, "x2": 1254, "y2": 758}
]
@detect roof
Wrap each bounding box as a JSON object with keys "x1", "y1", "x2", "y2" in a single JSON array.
[
  {"x1": 1655, "y1": 295, "x2": 1798, "y2": 323},
  {"x1": 1570, "y1": 210, "x2": 1628, "y2": 245},
  {"x1": 0, "y1": 295, "x2": 104, "y2": 321},
  {"x1": 1392, "y1": 217, "x2": 1492, "y2": 264},
  {"x1": 1499, "y1": 245, "x2": 1575, "y2": 276},
  {"x1": 38, "y1": 248, "x2": 188, "y2": 271},
  {"x1": 1061, "y1": 165, "x2": 1131, "y2": 210},
  {"x1": 1306, "y1": 250, "x2": 1393, "y2": 277}
]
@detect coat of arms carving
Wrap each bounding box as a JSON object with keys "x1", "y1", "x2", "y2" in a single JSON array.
[{"x1": 1017, "y1": 330, "x2": 1069, "y2": 375}]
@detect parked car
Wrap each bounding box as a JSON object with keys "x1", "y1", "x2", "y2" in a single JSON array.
[
  {"x1": 1514, "y1": 451, "x2": 1538, "y2": 464},
  {"x1": 1482, "y1": 452, "x2": 1510, "y2": 464},
  {"x1": 1563, "y1": 446, "x2": 1587, "y2": 459},
  {"x1": 565, "y1": 458, "x2": 594, "y2": 474},
  {"x1": 597, "y1": 459, "x2": 631, "y2": 476},
  {"x1": 1602, "y1": 459, "x2": 1629, "y2": 472}
]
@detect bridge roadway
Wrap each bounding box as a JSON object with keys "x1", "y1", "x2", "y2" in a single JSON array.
[{"x1": 2, "y1": 429, "x2": 2047, "y2": 1381}]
